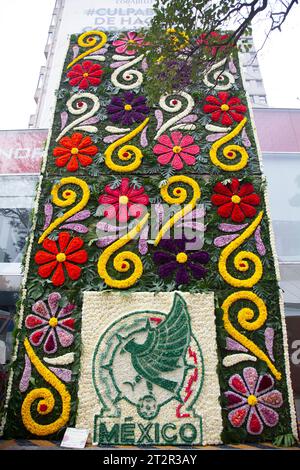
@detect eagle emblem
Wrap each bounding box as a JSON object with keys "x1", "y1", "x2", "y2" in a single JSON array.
[{"x1": 94, "y1": 293, "x2": 202, "y2": 420}]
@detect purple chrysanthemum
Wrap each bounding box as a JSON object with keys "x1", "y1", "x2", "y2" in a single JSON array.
[
  {"x1": 153, "y1": 237, "x2": 209, "y2": 285},
  {"x1": 107, "y1": 92, "x2": 150, "y2": 126}
]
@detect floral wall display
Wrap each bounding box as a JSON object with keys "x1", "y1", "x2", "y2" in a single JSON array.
[{"x1": 1, "y1": 29, "x2": 298, "y2": 446}]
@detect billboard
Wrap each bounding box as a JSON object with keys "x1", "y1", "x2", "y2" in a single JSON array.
[
  {"x1": 0, "y1": 129, "x2": 47, "y2": 174},
  {"x1": 36, "y1": 0, "x2": 155, "y2": 128}
]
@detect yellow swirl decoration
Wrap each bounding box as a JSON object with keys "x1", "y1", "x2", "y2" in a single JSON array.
[
  {"x1": 67, "y1": 30, "x2": 107, "y2": 69},
  {"x1": 222, "y1": 291, "x2": 281, "y2": 380},
  {"x1": 104, "y1": 118, "x2": 149, "y2": 172},
  {"x1": 154, "y1": 175, "x2": 201, "y2": 246},
  {"x1": 98, "y1": 213, "x2": 149, "y2": 288},
  {"x1": 210, "y1": 118, "x2": 248, "y2": 171},
  {"x1": 38, "y1": 177, "x2": 90, "y2": 244},
  {"x1": 218, "y1": 211, "x2": 263, "y2": 287},
  {"x1": 21, "y1": 338, "x2": 71, "y2": 436}
]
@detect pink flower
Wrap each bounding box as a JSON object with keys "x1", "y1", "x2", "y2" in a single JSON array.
[
  {"x1": 25, "y1": 292, "x2": 75, "y2": 354},
  {"x1": 112, "y1": 31, "x2": 144, "y2": 56},
  {"x1": 153, "y1": 131, "x2": 200, "y2": 170},
  {"x1": 225, "y1": 367, "x2": 283, "y2": 435},
  {"x1": 98, "y1": 178, "x2": 149, "y2": 223}
]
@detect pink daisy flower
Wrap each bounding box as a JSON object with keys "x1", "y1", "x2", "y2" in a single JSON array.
[
  {"x1": 112, "y1": 31, "x2": 144, "y2": 56},
  {"x1": 153, "y1": 131, "x2": 200, "y2": 170}
]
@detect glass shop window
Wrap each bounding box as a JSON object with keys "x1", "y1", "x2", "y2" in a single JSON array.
[{"x1": 0, "y1": 175, "x2": 38, "y2": 266}]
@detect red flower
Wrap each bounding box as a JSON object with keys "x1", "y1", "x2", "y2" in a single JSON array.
[
  {"x1": 53, "y1": 132, "x2": 98, "y2": 172},
  {"x1": 98, "y1": 178, "x2": 149, "y2": 223},
  {"x1": 35, "y1": 232, "x2": 88, "y2": 286},
  {"x1": 67, "y1": 60, "x2": 103, "y2": 89},
  {"x1": 211, "y1": 178, "x2": 260, "y2": 223},
  {"x1": 203, "y1": 92, "x2": 247, "y2": 126},
  {"x1": 196, "y1": 31, "x2": 233, "y2": 57}
]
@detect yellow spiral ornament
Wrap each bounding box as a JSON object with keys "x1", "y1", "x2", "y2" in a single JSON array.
[
  {"x1": 67, "y1": 30, "x2": 107, "y2": 69},
  {"x1": 38, "y1": 177, "x2": 90, "y2": 243},
  {"x1": 154, "y1": 175, "x2": 201, "y2": 246},
  {"x1": 222, "y1": 291, "x2": 281, "y2": 380},
  {"x1": 218, "y1": 211, "x2": 263, "y2": 287},
  {"x1": 210, "y1": 118, "x2": 249, "y2": 171},
  {"x1": 98, "y1": 213, "x2": 149, "y2": 288},
  {"x1": 21, "y1": 338, "x2": 71, "y2": 436},
  {"x1": 104, "y1": 118, "x2": 149, "y2": 172}
]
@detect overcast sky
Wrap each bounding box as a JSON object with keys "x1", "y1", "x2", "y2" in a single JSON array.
[{"x1": 0, "y1": 0, "x2": 299, "y2": 130}]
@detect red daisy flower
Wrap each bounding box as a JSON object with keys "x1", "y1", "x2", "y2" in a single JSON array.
[
  {"x1": 196, "y1": 31, "x2": 233, "y2": 58},
  {"x1": 35, "y1": 232, "x2": 88, "y2": 286},
  {"x1": 203, "y1": 92, "x2": 247, "y2": 126},
  {"x1": 67, "y1": 60, "x2": 103, "y2": 89},
  {"x1": 98, "y1": 178, "x2": 149, "y2": 223},
  {"x1": 53, "y1": 132, "x2": 98, "y2": 172},
  {"x1": 211, "y1": 178, "x2": 260, "y2": 223}
]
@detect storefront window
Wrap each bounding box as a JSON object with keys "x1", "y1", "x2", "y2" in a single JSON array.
[
  {"x1": 0, "y1": 175, "x2": 38, "y2": 367},
  {"x1": 263, "y1": 154, "x2": 300, "y2": 262}
]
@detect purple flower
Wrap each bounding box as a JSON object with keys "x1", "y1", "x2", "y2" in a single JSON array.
[
  {"x1": 225, "y1": 367, "x2": 283, "y2": 435},
  {"x1": 107, "y1": 92, "x2": 150, "y2": 126},
  {"x1": 153, "y1": 237, "x2": 209, "y2": 285}
]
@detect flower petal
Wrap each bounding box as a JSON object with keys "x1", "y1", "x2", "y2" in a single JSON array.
[
  {"x1": 255, "y1": 374, "x2": 274, "y2": 395},
  {"x1": 153, "y1": 252, "x2": 175, "y2": 265},
  {"x1": 171, "y1": 154, "x2": 184, "y2": 170},
  {"x1": 188, "y1": 262, "x2": 207, "y2": 279},
  {"x1": 66, "y1": 155, "x2": 79, "y2": 171},
  {"x1": 25, "y1": 314, "x2": 47, "y2": 329},
  {"x1": 158, "y1": 261, "x2": 178, "y2": 278},
  {"x1": 35, "y1": 251, "x2": 56, "y2": 265},
  {"x1": 66, "y1": 249, "x2": 88, "y2": 264},
  {"x1": 180, "y1": 144, "x2": 199, "y2": 156},
  {"x1": 257, "y1": 404, "x2": 279, "y2": 427},
  {"x1": 247, "y1": 407, "x2": 263, "y2": 435},
  {"x1": 32, "y1": 300, "x2": 50, "y2": 319},
  {"x1": 48, "y1": 292, "x2": 61, "y2": 316},
  {"x1": 51, "y1": 263, "x2": 65, "y2": 286},
  {"x1": 29, "y1": 327, "x2": 49, "y2": 347},
  {"x1": 179, "y1": 152, "x2": 196, "y2": 166},
  {"x1": 225, "y1": 391, "x2": 247, "y2": 409},
  {"x1": 64, "y1": 236, "x2": 84, "y2": 255},
  {"x1": 176, "y1": 266, "x2": 189, "y2": 284},
  {"x1": 64, "y1": 261, "x2": 82, "y2": 281},
  {"x1": 38, "y1": 261, "x2": 58, "y2": 278},
  {"x1": 44, "y1": 329, "x2": 58, "y2": 354},
  {"x1": 170, "y1": 131, "x2": 183, "y2": 146},
  {"x1": 258, "y1": 390, "x2": 283, "y2": 408},
  {"x1": 241, "y1": 194, "x2": 260, "y2": 205},
  {"x1": 179, "y1": 135, "x2": 194, "y2": 147},
  {"x1": 211, "y1": 194, "x2": 231, "y2": 206},
  {"x1": 229, "y1": 374, "x2": 248, "y2": 396},
  {"x1": 213, "y1": 182, "x2": 233, "y2": 197},
  {"x1": 58, "y1": 232, "x2": 71, "y2": 253},
  {"x1": 243, "y1": 367, "x2": 258, "y2": 394},
  {"x1": 153, "y1": 143, "x2": 173, "y2": 155},
  {"x1": 218, "y1": 202, "x2": 234, "y2": 218},
  {"x1": 231, "y1": 204, "x2": 246, "y2": 223},
  {"x1": 239, "y1": 203, "x2": 257, "y2": 218},
  {"x1": 60, "y1": 318, "x2": 75, "y2": 330},
  {"x1": 157, "y1": 151, "x2": 174, "y2": 165},
  {"x1": 56, "y1": 326, "x2": 74, "y2": 348},
  {"x1": 228, "y1": 405, "x2": 249, "y2": 428},
  {"x1": 189, "y1": 251, "x2": 210, "y2": 264},
  {"x1": 157, "y1": 134, "x2": 174, "y2": 149}
]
